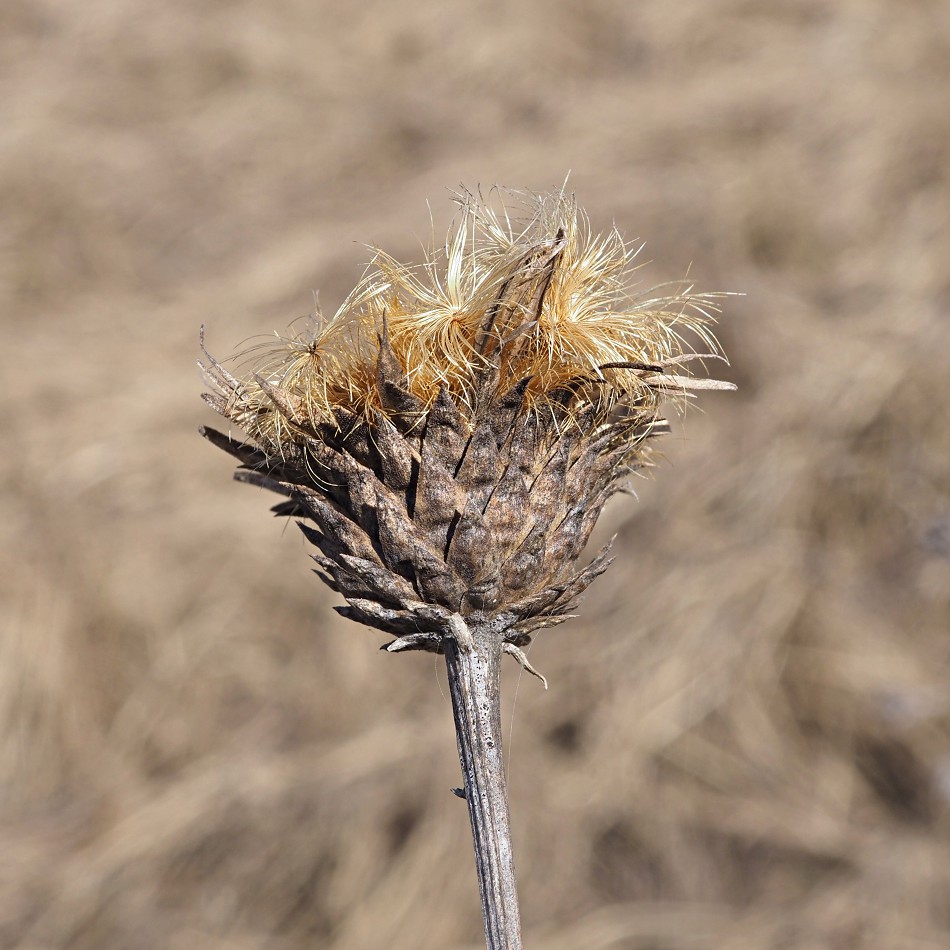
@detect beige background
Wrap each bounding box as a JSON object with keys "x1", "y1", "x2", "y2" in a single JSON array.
[{"x1": 2, "y1": 1, "x2": 949, "y2": 947}]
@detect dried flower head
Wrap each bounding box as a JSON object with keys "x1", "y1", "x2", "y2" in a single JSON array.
[{"x1": 199, "y1": 189, "x2": 734, "y2": 663}]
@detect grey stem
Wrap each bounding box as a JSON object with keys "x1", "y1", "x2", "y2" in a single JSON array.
[{"x1": 443, "y1": 614, "x2": 523, "y2": 950}]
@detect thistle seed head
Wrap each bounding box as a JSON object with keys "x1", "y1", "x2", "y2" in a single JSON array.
[{"x1": 200, "y1": 189, "x2": 734, "y2": 651}]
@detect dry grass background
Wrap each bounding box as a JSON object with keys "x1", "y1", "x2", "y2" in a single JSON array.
[{"x1": 2, "y1": 0, "x2": 949, "y2": 947}]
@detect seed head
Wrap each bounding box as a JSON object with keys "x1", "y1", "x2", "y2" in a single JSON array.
[{"x1": 200, "y1": 189, "x2": 734, "y2": 654}]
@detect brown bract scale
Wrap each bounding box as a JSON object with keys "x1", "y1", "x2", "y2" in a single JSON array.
[{"x1": 199, "y1": 190, "x2": 735, "y2": 654}]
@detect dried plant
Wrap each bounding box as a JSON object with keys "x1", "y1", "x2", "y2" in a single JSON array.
[{"x1": 199, "y1": 188, "x2": 734, "y2": 950}]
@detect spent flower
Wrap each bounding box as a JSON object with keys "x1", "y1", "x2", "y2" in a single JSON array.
[{"x1": 200, "y1": 189, "x2": 734, "y2": 661}]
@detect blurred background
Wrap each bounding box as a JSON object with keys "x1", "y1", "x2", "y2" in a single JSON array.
[{"x1": 2, "y1": 0, "x2": 949, "y2": 947}]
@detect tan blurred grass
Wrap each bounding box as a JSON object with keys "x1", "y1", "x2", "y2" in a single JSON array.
[{"x1": 2, "y1": 0, "x2": 949, "y2": 947}]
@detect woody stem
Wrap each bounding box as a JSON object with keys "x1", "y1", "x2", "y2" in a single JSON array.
[{"x1": 443, "y1": 614, "x2": 522, "y2": 950}]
